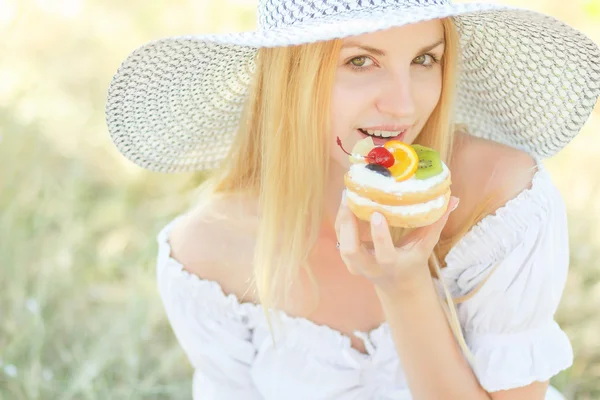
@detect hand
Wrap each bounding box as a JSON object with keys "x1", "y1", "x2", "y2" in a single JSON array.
[{"x1": 335, "y1": 191, "x2": 460, "y2": 293}]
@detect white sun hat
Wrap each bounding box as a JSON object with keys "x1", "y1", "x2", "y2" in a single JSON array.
[{"x1": 105, "y1": 0, "x2": 600, "y2": 173}]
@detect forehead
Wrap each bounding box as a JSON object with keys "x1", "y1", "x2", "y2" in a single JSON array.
[{"x1": 340, "y1": 20, "x2": 444, "y2": 49}]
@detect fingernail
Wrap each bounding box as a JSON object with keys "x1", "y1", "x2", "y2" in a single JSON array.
[
  {"x1": 451, "y1": 197, "x2": 460, "y2": 212},
  {"x1": 371, "y1": 212, "x2": 383, "y2": 225},
  {"x1": 342, "y1": 190, "x2": 347, "y2": 205}
]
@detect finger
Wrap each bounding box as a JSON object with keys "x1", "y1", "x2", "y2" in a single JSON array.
[
  {"x1": 336, "y1": 198, "x2": 374, "y2": 273},
  {"x1": 341, "y1": 247, "x2": 374, "y2": 276},
  {"x1": 369, "y1": 212, "x2": 396, "y2": 265},
  {"x1": 334, "y1": 190, "x2": 351, "y2": 242},
  {"x1": 336, "y1": 191, "x2": 361, "y2": 251},
  {"x1": 345, "y1": 262, "x2": 363, "y2": 276},
  {"x1": 339, "y1": 215, "x2": 360, "y2": 252},
  {"x1": 338, "y1": 217, "x2": 368, "y2": 272}
]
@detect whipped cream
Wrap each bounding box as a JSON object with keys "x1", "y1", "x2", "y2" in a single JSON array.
[
  {"x1": 348, "y1": 162, "x2": 449, "y2": 193},
  {"x1": 346, "y1": 190, "x2": 446, "y2": 215}
]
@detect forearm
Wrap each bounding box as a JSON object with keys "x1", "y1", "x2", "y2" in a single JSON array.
[{"x1": 376, "y1": 270, "x2": 490, "y2": 400}]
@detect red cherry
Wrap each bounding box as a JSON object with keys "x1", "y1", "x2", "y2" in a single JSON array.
[{"x1": 367, "y1": 147, "x2": 395, "y2": 168}]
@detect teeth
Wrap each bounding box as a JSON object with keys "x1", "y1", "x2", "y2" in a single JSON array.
[{"x1": 364, "y1": 129, "x2": 404, "y2": 138}]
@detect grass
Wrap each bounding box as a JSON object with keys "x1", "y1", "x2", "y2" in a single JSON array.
[
  {"x1": 0, "y1": 117, "x2": 199, "y2": 399},
  {"x1": 0, "y1": 0, "x2": 599, "y2": 399}
]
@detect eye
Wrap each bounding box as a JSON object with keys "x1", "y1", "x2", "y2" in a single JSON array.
[
  {"x1": 413, "y1": 53, "x2": 440, "y2": 67},
  {"x1": 348, "y1": 56, "x2": 374, "y2": 68}
]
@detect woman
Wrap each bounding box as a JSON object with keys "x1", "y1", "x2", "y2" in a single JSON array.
[{"x1": 106, "y1": 0, "x2": 600, "y2": 398}]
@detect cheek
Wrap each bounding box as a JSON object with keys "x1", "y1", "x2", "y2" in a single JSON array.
[
  {"x1": 409, "y1": 72, "x2": 443, "y2": 143},
  {"x1": 329, "y1": 85, "x2": 351, "y2": 165},
  {"x1": 329, "y1": 74, "x2": 377, "y2": 164},
  {"x1": 329, "y1": 86, "x2": 349, "y2": 136},
  {"x1": 415, "y1": 72, "x2": 443, "y2": 115},
  {"x1": 330, "y1": 72, "x2": 380, "y2": 135}
]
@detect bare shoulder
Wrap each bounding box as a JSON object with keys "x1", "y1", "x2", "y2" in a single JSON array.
[
  {"x1": 451, "y1": 132, "x2": 539, "y2": 213},
  {"x1": 167, "y1": 192, "x2": 259, "y2": 300},
  {"x1": 442, "y1": 132, "x2": 539, "y2": 242}
]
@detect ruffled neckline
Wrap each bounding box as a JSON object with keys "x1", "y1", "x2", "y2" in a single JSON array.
[
  {"x1": 157, "y1": 221, "x2": 391, "y2": 359},
  {"x1": 440, "y1": 157, "x2": 551, "y2": 285},
  {"x1": 157, "y1": 157, "x2": 551, "y2": 354}
]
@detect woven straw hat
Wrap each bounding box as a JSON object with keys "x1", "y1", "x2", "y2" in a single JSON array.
[{"x1": 106, "y1": 0, "x2": 600, "y2": 173}]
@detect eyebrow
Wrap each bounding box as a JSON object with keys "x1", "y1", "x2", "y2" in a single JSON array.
[{"x1": 340, "y1": 38, "x2": 445, "y2": 57}]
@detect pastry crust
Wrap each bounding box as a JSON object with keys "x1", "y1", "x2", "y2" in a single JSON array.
[
  {"x1": 347, "y1": 190, "x2": 451, "y2": 228},
  {"x1": 344, "y1": 172, "x2": 451, "y2": 206}
]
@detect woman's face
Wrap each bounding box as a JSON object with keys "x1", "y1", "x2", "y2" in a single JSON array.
[{"x1": 330, "y1": 20, "x2": 445, "y2": 168}]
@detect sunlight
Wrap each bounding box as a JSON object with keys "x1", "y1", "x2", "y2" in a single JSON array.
[
  {"x1": 33, "y1": 0, "x2": 84, "y2": 18},
  {"x1": 584, "y1": 0, "x2": 600, "y2": 18},
  {"x1": 0, "y1": 0, "x2": 17, "y2": 26}
]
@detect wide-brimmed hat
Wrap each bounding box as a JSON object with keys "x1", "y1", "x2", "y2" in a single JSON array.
[{"x1": 105, "y1": 0, "x2": 600, "y2": 173}]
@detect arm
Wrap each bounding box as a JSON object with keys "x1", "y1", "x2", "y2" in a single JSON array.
[
  {"x1": 337, "y1": 194, "x2": 489, "y2": 399},
  {"x1": 374, "y1": 148, "x2": 553, "y2": 399},
  {"x1": 376, "y1": 273, "x2": 549, "y2": 400},
  {"x1": 336, "y1": 149, "x2": 561, "y2": 399},
  {"x1": 376, "y1": 272, "x2": 489, "y2": 399},
  {"x1": 158, "y1": 212, "x2": 264, "y2": 399}
]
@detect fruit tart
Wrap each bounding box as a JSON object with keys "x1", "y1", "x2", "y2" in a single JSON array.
[{"x1": 337, "y1": 136, "x2": 452, "y2": 228}]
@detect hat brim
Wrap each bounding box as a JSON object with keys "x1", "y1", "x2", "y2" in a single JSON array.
[{"x1": 106, "y1": 3, "x2": 600, "y2": 172}]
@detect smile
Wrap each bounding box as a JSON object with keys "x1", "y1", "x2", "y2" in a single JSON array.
[{"x1": 358, "y1": 128, "x2": 407, "y2": 143}]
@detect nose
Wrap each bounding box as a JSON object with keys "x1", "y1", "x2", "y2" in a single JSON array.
[{"x1": 375, "y1": 71, "x2": 416, "y2": 118}]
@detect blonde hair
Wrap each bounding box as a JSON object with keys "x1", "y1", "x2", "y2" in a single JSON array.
[{"x1": 196, "y1": 18, "x2": 488, "y2": 360}]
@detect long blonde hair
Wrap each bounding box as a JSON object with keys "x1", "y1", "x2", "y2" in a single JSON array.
[{"x1": 196, "y1": 18, "x2": 483, "y2": 358}]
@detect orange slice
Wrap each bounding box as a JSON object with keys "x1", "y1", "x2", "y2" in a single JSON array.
[{"x1": 383, "y1": 140, "x2": 419, "y2": 181}]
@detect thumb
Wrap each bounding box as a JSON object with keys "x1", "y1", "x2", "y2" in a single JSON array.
[{"x1": 441, "y1": 195, "x2": 460, "y2": 222}]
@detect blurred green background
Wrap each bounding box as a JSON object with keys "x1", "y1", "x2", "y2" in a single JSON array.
[{"x1": 0, "y1": 0, "x2": 599, "y2": 399}]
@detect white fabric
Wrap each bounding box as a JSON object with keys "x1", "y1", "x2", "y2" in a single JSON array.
[{"x1": 156, "y1": 161, "x2": 572, "y2": 399}]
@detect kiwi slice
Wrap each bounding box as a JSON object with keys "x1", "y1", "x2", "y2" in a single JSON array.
[
  {"x1": 414, "y1": 148, "x2": 443, "y2": 180},
  {"x1": 411, "y1": 144, "x2": 432, "y2": 155}
]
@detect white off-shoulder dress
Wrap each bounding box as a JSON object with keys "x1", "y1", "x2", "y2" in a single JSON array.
[{"x1": 156, "y1": 160, "x2": 572, "y2": 400}]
